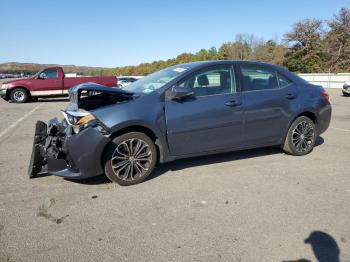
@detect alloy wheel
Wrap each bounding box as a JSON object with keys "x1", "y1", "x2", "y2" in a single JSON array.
[
  {"x1": 111, "y1": 138, "x2": 152, "y2": 181},
  {"x1": 292, "y1": 120, "x2": 315, "y2": 153}
]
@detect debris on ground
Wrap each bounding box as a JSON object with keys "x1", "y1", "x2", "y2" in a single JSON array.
[{"x1": 37, "y1": 198, "x2": 69, "y2": 224}]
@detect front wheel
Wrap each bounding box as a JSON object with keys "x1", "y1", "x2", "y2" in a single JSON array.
[
  {"x1": 10, "y1": 88, "x2": 29, "y2": 103},
  {"x1": 283, "y1": 116, "x2": 316, "y2": 156},
  {"x1": 104, "y1": 132, "x2": 157, "y2": 186}
]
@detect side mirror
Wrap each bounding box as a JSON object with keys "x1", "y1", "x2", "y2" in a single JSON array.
[{"x1": 169, "y1": 86, "x2": 194, "y2": 101}]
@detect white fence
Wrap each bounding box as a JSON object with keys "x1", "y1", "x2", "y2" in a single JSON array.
[{"x1": 298, "y1": 73, "x2": 350, "y2": 88}]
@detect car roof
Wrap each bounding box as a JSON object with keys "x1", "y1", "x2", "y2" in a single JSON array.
[
  {"x1": 177, "y1": 60, "x2": 281, "y2": 69},
  {"x1": 174, "y1": 60, "x2": 306, "y2": 84}
]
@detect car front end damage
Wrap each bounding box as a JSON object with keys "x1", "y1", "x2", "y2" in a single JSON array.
[{"x1": 28, "y1": 83, "x2": 134, "y2": 179}]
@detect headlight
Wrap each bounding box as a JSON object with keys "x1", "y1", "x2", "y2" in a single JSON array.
[
  {"x1": 61, "y1": 110, "x2": 109, "y2": 135},
  {"x1": 62, "y1": 110, "x2": 96, "y2": 133},
  {"x1": 62, "y1": 110, "x2": 94, "y2": 125}
]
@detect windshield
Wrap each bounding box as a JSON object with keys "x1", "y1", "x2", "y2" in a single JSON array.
[{"x1": 122, "y1": 66, "x2": 189, "y2": 94}]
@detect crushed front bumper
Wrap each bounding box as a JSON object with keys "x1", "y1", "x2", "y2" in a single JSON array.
[{"x1": 28, "y1": 119, "x2": 110, "y2": 180}]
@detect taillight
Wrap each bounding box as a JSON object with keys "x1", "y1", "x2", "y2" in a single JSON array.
[{"x1": 321, "y1": 90, "x2": 330, "y2": 101}]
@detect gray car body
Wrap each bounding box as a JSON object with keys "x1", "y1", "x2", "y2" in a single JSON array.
[{"x1": 48, "y1": 60, "x2": 332, "y2": 179}]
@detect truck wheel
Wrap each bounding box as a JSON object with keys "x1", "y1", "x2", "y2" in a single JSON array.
[
  {"x1": 10, "y1": 88, "x2": 29, "y2": 103},
  {"x1": 283, "y1": 116, "x2": 316, "y2": 156},
  {"x1": 104, "y1": 132, "x2": 157, "y2": 186}
]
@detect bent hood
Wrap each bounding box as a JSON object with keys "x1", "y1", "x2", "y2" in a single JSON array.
[
  {"x1": 66, "y1": 82, "x2": 134, "y2": 111},
  {"x1": 68, "y1": 82, "x2": 132, "y2": 95}
]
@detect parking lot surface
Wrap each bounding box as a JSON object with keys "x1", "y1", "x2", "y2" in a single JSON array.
[{"x1": 0, "y1": 89, "x2": 349, "y2": 262}]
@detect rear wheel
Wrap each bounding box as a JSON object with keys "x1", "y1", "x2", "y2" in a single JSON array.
[
  {"x1": 10, "y1": 88, "x2": 29, "y2": 103},
  {"x1": 104, "y1": 132, "x2": 157, "y2": 186},
  {"x1": 283, "y1": 116, "x2": 316, "y2": 156}
]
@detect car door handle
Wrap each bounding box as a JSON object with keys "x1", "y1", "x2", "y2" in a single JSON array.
[
  {"x1": 225, "y1": 100, "x2": 241, "y2": 107},
  {"x1": 54, "y1": 80, "x2": 61, "y2": 83},
  {"x1": 284, "y1": 94, "x2": 296, "y2": 100}
]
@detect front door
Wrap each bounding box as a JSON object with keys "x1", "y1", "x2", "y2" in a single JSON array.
[
  {"x1": 165, "y1": 65, "x2": 244, "y2": 156},
  {"x1": 31, "y1": 68, "x2": 63, "y2": 96}
]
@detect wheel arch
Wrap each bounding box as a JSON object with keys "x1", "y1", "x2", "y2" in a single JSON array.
[
  {"x1": 107, "y1": 124, "x2": 167, "y2": 164},
  {"x1": 295, "y1": 111, "x2": 317, "y2": 124},
  {"x1": 282, "y1": 110, "x2": 318, "y2": 144},
  {"x1": 8, "y1": 86, "x2": 32, "y2": 98}
]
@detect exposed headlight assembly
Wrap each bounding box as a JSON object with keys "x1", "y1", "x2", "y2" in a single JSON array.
[{"x1": 62, "y1": 110, "x2": 109, "y2": 135}]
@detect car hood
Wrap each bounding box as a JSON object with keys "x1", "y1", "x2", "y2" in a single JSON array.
[
  {"x1": 66, "y1": 82, "x2": 134, "y2": 111},
  {"x1": 1, "y1": 79, "x2": 27, "y2": 85}
]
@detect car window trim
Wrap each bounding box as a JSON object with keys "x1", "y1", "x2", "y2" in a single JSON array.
[
  {"x1": 175, "y1": 64, "x2": 238, "y2": 98},
  {"x1": 276, "y1": 72, "x2": 294, "y2": 89},
  {"x1": 237, "y1": 63, "x2": 294, "y2": 93}
]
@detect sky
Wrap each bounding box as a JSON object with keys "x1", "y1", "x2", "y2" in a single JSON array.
[{"x1": 0, "y1": 0, "x2": 348, "y2": 68}]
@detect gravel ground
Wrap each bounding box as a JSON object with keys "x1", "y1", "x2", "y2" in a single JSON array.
[{"x1": 0, "y1": 89, "x2": 349, "y2": 262}]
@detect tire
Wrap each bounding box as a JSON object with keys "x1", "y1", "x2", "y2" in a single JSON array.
[
  {"x1": 104, "y1": 132, "x2": 157, "y2": 186},
  {"x1": 10, "y1": 88, "x2": 29, "y2": 103},
  {"x1": 283, "y1": 116, "x2": 316, "y2": 156}
]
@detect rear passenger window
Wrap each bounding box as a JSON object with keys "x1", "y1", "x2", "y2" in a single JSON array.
[
  {"x1": 240, "y1": 64, "x2": 279, "y2": 91},
  {"x1": 277, "y1": 73, "x2": 293, "y2": 88},
  {"x1": 179, "y1": 66, "x2": 236, "y2": 97}
]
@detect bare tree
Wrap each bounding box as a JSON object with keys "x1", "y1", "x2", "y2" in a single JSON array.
[
  {"x1": 284, "y1": 19, "x2": 323, "y2": 54},
  {"x1": 283, "y1": 19, "x2": 324, "y2": 72},
  {"x1": 325, "y1": 7, "x2": 350, "y2": 71},
  {"x1": 252, "y1": 40, "x2": 287, "y2": 65}
]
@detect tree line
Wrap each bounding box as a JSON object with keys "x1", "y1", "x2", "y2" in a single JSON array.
[{"x1": 98, "y1": 7, "x2": 349, "y2": 76}]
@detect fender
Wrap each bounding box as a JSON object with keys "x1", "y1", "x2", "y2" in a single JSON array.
[
  {"x1": 2, "y1": 81, "x2": 33, "y2": 98},
  {"x1": 107, "y1": 120, "x2": 173, "y2": 163}
]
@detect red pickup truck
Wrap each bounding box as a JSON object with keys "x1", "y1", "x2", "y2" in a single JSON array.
[{"x1": 0, "y1": 66, "x2": 117, "y2": 103}]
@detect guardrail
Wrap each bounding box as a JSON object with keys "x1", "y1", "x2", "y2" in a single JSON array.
[{"x1": 298, "y1": 73, "x2": 350, "y2": 88}]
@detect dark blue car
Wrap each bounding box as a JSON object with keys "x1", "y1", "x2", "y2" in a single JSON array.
[{"x1": 29, "y1": 61, "x2": 332, "y2": 185}]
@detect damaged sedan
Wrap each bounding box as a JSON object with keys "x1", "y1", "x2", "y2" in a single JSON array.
[{"x1": 29, "y1": 61, "x2": 332, "y2": 186}]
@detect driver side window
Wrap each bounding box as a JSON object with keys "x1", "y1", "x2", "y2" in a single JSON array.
[
  {"x1": 179, "y1": 66, "x2": 236, "y2": 97},
  {"x1": 40, "y1": 68, "x2": 58, "y2": 79}
]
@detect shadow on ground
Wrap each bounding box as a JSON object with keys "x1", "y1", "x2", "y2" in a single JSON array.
[
  {"x1": 284, "y1": 231, "x2": 340, "y2": 262},
  {"x1": 74, "y1": 136, "x2": 324, "y2": 185}
]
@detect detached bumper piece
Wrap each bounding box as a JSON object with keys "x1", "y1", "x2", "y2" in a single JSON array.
[
  {"x1": 28, "y1": 119, "x2": 110, "y2": 180},
  {"x1": 28, "y1": 121, "x2": 47, "y2": 178}
]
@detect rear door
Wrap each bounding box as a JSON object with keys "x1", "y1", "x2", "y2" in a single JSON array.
[
  {"x1": 165, "y1": 64, "x2": 244, "y2": 156},
  {"x1": 238, "y1": 63, "x2": 299, "y2": 146},
  {"x1": 31, "y1": 68, "x2": 63, "y2": 96}
]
